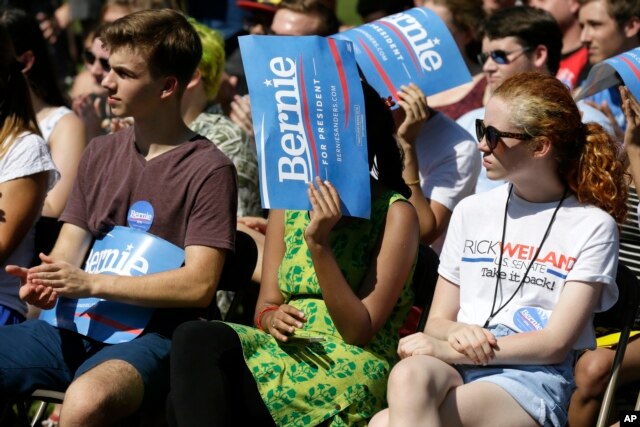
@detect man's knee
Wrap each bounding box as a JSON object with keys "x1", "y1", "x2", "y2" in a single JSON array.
[{"x1": 61, "y1": 360, "x2": 144, "y2": 426}]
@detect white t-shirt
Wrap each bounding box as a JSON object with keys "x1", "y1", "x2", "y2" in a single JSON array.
[
  {"x1": 38, "y1": 106, "x2": 73, "y2": 141},
  {"x1": 457, "y1": 101, "x2": 616, "y2": 194},
  {"x1": 415, "y1": 112, "x2": 481, "y2": 252},
  {"x1": 439, "y1": 184, "x2": 619, "y2": 350},
  {"x1": 0, "y1": 133, "x2": 58, "y2": 317}
]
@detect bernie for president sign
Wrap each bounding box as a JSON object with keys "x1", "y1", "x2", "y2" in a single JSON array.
[
  {"x1": 331, "y1": 7, "x2": 471, "y2": 105},
  {"x1": 239, "y1": 35, "x2": 371, "y2": 218},
  {"x1": 40, "y1": 226, "x2": 185, "y2": 344}
]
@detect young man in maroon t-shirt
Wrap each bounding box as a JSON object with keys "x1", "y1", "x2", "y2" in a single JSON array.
[{"x1": 1, "y1": 9, "x2": 237, "y2": 426}]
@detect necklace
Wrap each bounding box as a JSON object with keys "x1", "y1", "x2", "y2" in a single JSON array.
[{"x1": 483, "y1": 185, "x2": 568, "y2": 328}]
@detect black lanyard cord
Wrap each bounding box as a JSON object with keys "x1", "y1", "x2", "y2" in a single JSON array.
[{"x1": 483, "y1": 185, "x2": 568, "y2": 328}]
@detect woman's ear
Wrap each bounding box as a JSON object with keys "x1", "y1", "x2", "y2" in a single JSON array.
[
  {"x1": 186, "y1": 68, "x2": 202, "y2": 91},
  {"x1": 531, "y1": 136, "x2": 552, "y2": 158},
  {"x1": 17, "y1": 50, "x2": 35, "y2": 74}
]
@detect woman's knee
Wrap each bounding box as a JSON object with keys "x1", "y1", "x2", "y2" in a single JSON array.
[
  {"x1": 387, "y1": 356, "x2": 454, "y2": 395},
  {"x1": 574, "y1": 349, "x2": 614, "y2": 394}
]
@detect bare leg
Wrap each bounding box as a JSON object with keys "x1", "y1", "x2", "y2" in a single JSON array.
[
  {"x1": 439, "y1": 382, "x2": 538, "y2": 427},
  {"x1": 59, "y1": 360, "x2": 144, "y2": 427},
  {"x1": 385, "y1": 355, "x2": 463, "y2": 427},
  {"x1": 568, "y1": 338, "x2": 640, "y2": 426},
  {"x1": 374, "y1": 355, "x2": 540, "y2": 427}
]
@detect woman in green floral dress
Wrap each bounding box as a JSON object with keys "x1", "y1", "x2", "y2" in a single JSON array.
[{"x1": 167, "y1": 82, "x2": 420, "y2": 427}]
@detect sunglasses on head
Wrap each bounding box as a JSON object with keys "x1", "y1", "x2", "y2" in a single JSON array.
[
  {"x1": 82, "y1": 49, "x2": 110, "y2": 71},
  {"x1": 477, "y1": 46, "x2": 532, "y2": 66},
  {"x1": 475, "y1": 119, "x2": 531, "y2": 152}
]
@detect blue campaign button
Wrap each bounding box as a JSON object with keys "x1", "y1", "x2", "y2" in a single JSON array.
[
  {"x1": 513, "y1": 307, "x2": 549, "y2": 332},
  {"x1": 127, "y1": 201, "x2": 154, "y2": 232}
]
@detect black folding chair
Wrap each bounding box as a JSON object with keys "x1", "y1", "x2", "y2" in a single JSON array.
[
  {"x1": 413, "y1": 244, "x2": 440, "y2": 333},
  {"x1": 595, "y1": 263, "x2": 640, "y2": 427}
]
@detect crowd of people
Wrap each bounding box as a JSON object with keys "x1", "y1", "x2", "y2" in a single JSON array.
[{"x1": 0, "y1": 0, "x2": 638, "y2": 426}]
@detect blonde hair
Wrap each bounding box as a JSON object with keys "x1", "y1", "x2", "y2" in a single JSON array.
[{"x1": 494, "y1": 72, "x2": 627, "y2": 223}]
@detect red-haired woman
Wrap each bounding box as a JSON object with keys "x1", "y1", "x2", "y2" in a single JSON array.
[{"x1": 371, "y1": 71, "x2": 627, "y2": 427}]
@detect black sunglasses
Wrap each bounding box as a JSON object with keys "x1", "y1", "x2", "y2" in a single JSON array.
[
  {"x1": 82, "y1": 49, "x2": 110, "y2": 71},
  {"x1": 477, "y1": 46, "x2": 532, "y2": 66},
  {"x1": 475, "y1": 119, "x2": 531, "y2": 152}
]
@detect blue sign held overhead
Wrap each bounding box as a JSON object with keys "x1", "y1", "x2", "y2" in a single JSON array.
[
  {"x1": 39, "y1": 226, "x2": 185, "y2": 344},
  {"x1": 332, "y1": 7, "x2": 471, "y2": 105},
  {"x1": 239, "y1": 35, "x2": 371, "y2": 218},
  {"x1": 575, "y1": 47, "x2": 640, "y2": 101}
]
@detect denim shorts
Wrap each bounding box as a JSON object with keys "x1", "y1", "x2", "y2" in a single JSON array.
[
  {"x1": 0, "y1": 319, "x2": 171, "y2": 406},
  {"x1": 455, "y1": 324, "x2": 576, "y2": 427}
]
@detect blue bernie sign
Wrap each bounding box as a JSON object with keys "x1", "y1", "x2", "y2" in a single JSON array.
[
  {"x1": 39, "y1": 226, "x2": 184, "y2": 344},
  {"x1": 239, "y1": 35, "x2": 371, "y2": 218},
  {"x1": 332, "y1": 7, "x2": 471, "y2": 104},
  {"x1": 576, "y1": 47, "x2": 640, "y2": 101}
]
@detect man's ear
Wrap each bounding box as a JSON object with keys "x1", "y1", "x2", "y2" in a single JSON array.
[
  {"x1": 160, "y1": 76, "x2": 179, "y2": 99},
  {"x1": 531, "y1": 44, "x2": 549, "y2": 72},
  {"x1": 623, "y1": 16, "x2": 640, "y2": 39},
  {"x1": 17, "y1": 50, "x2": 35, "y2": 74}
]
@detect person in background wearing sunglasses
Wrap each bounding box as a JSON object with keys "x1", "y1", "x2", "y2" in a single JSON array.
[
  {"x1": 456, "y1": 6, "x2": 613, "y2": 194},
  {"x1": 371, "y1": 70, "x2": 627, "y2": 427},
  {"x1": 70, "y1": 27, "x2": 113, "y2": 141}
]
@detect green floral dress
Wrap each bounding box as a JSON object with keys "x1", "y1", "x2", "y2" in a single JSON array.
[{"x1": 227, "y1": 191, "x2": 415, "y2": 426}]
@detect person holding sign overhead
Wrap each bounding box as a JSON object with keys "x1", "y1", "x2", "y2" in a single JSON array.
[
  {"x1": 167, "y1": 81, "x2": 420, "y2": 427},
  {"x1": 370, "y1": 72, "x2": 626, "y2": 427},
  {"x1": 577, "y1": 0, "x2": 640, "y2": 131},
  {"x1": 0, "y1": 9, "x2": 237, "y2": 426}
]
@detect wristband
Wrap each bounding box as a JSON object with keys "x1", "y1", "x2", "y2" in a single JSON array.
[
  {"x1": 255, "y1": 304, "x2": 278, "y2": 331},
  {"x1": 405, "y1": 179, "x2": 420, "y2": 186}
]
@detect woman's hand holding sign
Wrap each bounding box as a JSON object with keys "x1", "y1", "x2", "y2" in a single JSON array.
[
  {"x1": 305, "y1": 177, "x2": 342, "y2": 246},
  {"x1": 394, "y1": 84, "x2": 430, "y2": 146}
]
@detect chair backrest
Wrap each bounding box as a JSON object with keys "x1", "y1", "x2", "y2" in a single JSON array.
[
  {"x1": 204, "y1": 230, "x2": 258, "y2": 322},
  {"x1": 594, "y1": 263, "x2": 640, "y2": 330},
  {"x1": 413, "y1": 244, "x2": 440, "y2": 332}
]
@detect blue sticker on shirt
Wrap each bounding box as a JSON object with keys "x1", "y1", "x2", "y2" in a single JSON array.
[
  {"x1": 513, "y1": 307, "x2": 549, "y2": 332},
  {"x1": 127, "y1": 201, "x2": 154, "y2": 232}
]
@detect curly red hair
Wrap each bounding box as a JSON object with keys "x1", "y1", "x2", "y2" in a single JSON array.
[{"x1": 493, "y1": 72, "x2": 627, "y2": 223}]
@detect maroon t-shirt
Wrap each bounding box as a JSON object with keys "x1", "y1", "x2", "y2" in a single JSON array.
[
  {"x1": 60, "y1": 127, "x2": 238, "y2": 335},
  {"x1": 61, "y1": 126, "x2": 237, "y2": 251}
]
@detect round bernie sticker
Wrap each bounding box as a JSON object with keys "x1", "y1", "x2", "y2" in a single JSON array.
[
  {"x1": 127, "y1": 201, "x2": 154, "y2": 232},
  {"x1": 513, "y1": 307, "x2": 549, "y2": 332}
]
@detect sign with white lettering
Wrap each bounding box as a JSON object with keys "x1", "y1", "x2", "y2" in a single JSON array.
[
  {"x1": 575, "y1": 47, "x2": 640, "y2": 101},
  {"x1": 331, "y1": 7, "x2": 471, "y2": 104},
  {"x1": 239, "y1": 35, "x2": 371, "y2": 218},
  {"x1": 39, "y1": 226, "x2": 185, "y2": 343}
]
